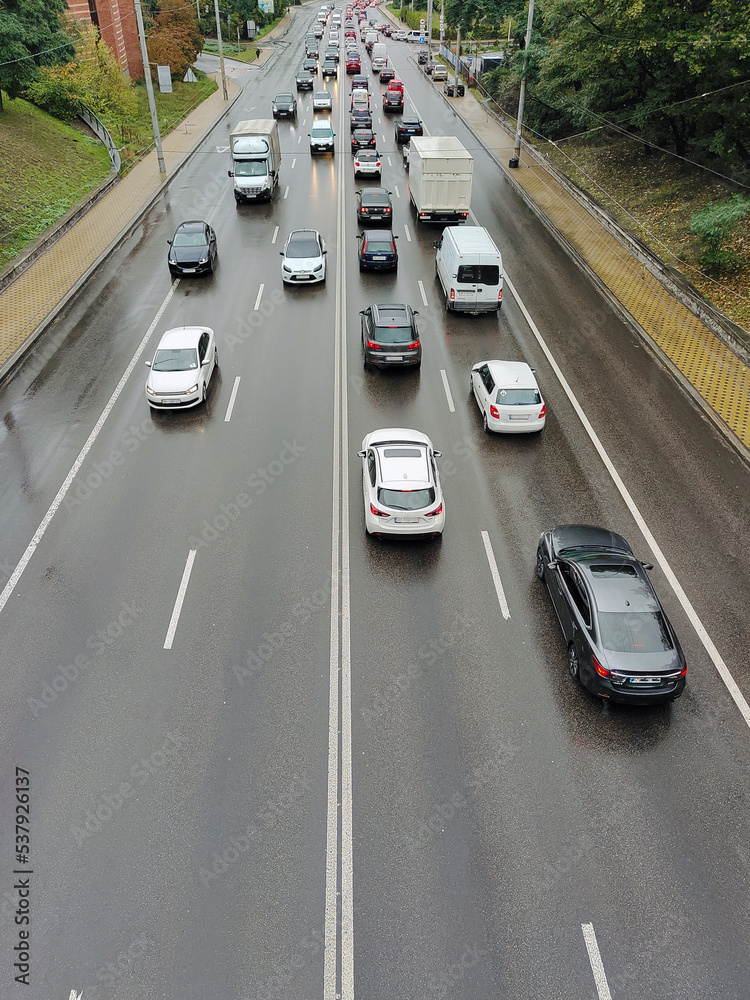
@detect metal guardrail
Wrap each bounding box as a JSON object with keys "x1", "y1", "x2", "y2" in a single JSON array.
[{"x1": 79, "y1": 106, "x2": 121, "y2": 174}]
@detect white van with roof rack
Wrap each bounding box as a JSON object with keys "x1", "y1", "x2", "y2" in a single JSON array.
[{"x1": 433, "y1": 226, "x2": 503, "y2": 313}]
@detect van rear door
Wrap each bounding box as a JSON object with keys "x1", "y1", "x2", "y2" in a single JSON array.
[{"x1": 456, "y1": 256, "x2": 501, "y2": 308}]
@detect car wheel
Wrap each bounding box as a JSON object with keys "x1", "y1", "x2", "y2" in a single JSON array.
[
  {"x1": 214, "y1": 348, "x2": 219, "y2": 367},
  {"x1": 482, "y1": 410, "x2": 490, "y2": 434},
  {"x1": 568, "y1": 644, "x2": 581, "y2": 684},
  {"x1": 535, "y1": 546, "x2": 545, "y2": 580},
  {"x1": 201, "y1": 384, "x2": 207, "y2": 405}
]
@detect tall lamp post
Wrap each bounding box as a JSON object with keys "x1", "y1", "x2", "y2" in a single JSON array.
[
  {"x1": 133, "y1": 0, "x2": 166, "y2": 175},
  {"x1": 509, "y1": 0, "x2": 534, "y2": 167},
  {"x1": 214, "y1": 0, "x2": 229, "y2": 100}
]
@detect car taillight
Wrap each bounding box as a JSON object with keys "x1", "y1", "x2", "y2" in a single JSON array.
[
  {"x1": 593, "y1": 656, "x2": 610, "y2": 678},
  {"x1": 376, "y1": 161, "x2": 381, "y2": 167},
  {"x1": 370, "y1": 502, "x2": 388, "y2": 517},
  {"x1": 498, "y1": 289, "x2": 503, "y2": 301},
  {"x1": 361, "y1": 207, "x2": 369, "y2": 212},
  {"x1": 407, "y1": 340, "x2": 419, "y2": 350},
  {"x1": 384, "y1": 207, "x2": 391, "y2": 213},
  {"x1": 490, "y1": 405, "x2": 499, "y2": 418},
  {"x1": 449, "y1": 287, "x2": 455, "y2": 300},
  {"x1": 366, "y1": 339, "x2": 381, "y2": 350},
  {"x1": 538, "y1": 403, "x2": 546, "y2": 419},
  {"x1": 425, "y1": 503, "x2": 442, "y2": 518},
  {"x1": 679, "y1": 662, "x2": 687, "y2": 676}
]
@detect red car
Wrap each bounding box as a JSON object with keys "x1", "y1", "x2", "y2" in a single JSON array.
[
  {"x1": 387, "y1": 78, "x2": 404, "y2": 93},
  {"x1": 347, "y1": 54, "x2": 362, "y2": 73}
]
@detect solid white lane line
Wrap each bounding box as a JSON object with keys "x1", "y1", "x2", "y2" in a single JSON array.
[
  {"x1": 254, "y1": 284, "x2": 264, "y2": 311},
  {"x1": 271, "y1": 225, "x2": 279, "y2": 244},
  {"x1": 481, "y1": 531, "x2": 511, "y2": 620},
  {"x1": 418, "y1": 279, "x2": 428, "y2": 306},
  {"x1": 0, "y1": 281, "x2": 178, "y2": 619},
  {"x1": 440, "y1": 369, "x2": 455, "y2": 413},
  {"x1": 224, "y1": 376, "x2": 241, "y2": 422},
  {"x1": 502, "y1": 272, "x2": 750, "y2": 727},
  {"x1": 582, "y1": 924, "x2": 613, "y2": 1000},
  {"x1": 403, "y1": 223, "x2": 411, "y2": 242},
  {"x1": 284, "y1": 185, "x2": 290, "y2": 199},
  {"x1": 393, "y1": 184, "x2": 400, "y2": 198},
  {"x1": 164, "y1": 550, "x2": 197, "y2": 650},
  {"x1": 291, "y1": 157, "x2": 297, "y2": 168}
]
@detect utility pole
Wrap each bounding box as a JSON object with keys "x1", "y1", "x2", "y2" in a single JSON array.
[
  {"x1": 214, "y1": 0, "x2": 229, "y2": 100},
  {"x1": 510, "y1": 0, "x2": 534, "y2": 167},
  {"x1": 426, "y1": 0, "x2": 433, "y2": 59},
  {"x1": 133, "y1": 0, "x2": 166, "y2": 175},
  {"x1": 454, "y1": 23, "x2": 460, "y2": 91},
  {"x1": 439, "y1": 0, "x2": 444, "y2": 47}
]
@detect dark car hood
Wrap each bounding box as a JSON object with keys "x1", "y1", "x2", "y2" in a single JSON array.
[
  {"x1": 170, "y1": 246, "x2": 208, "y2": 264},
  {"x1": 552, "y1": 524, "x2": 632, "y2": 556}
]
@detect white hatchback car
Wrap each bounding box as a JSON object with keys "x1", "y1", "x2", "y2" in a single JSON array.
[
  {"x1": 313, "y1": 89, "x2": 333, "y2": 111},
  {"x1": 280, "y1": 229, "x2": 327, "y2": 284},
  {"x1": 470, "y1": 360, "x2": 546, "y2": 433},
  {"x1": 358, "y1": 428, "x2": 445, "y2": 538},
  {"x1": 145, "y1": 326, "x2": 217, "y2": 408}
]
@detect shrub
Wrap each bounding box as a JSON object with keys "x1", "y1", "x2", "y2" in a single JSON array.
[{"x1": 690, "y1": 194, "x2": 750, "y2": 273}]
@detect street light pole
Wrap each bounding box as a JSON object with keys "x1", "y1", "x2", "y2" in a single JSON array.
[
  {"x1": 510, "y1": 0, "x2": 534, "y2": 167},
  {"x1": 133, "y1": 0, "x2": 166, "y2": 175},
  {"x1": 426, "y1": 0, "x2": 433, "y2": 59},
  {"x1": 439, "y1": 0, "x2": 444, "y2": 46},
  {"x1": 214, "y1": 0, "x2": 229, "y2": 100}
]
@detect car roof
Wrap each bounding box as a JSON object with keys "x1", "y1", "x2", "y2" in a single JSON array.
[
  {"x1": 483, "y1": 360, "x2": 539, "y2": 389},
  {"x1": 370, "y1": 303, "x2": 412, "y2": 324},
  {"x1": 575, "y1": 555, "x2": 659, "y2": 614},
  {"x1": 362, "y1": 229, "x2": 393, "y2": 239},
  {"x1": 551, "y1": 524, "x2": 633, "y2": 557},
  {"x1": 379, "y1": 445, "x2": 431, "y2": 490},
  {"x1": 314, "y1": 90, "x2": 331, "y2": 96},
  {"x1": 275, "y1": 93, "x2": 294, "y2": 99},
  {"x1": 175, "y1": 220, "x2": 207, "y2": 233},
  {"x1": 360, "y1": 188, "x2": 390, "y2": 201},
  {"x1": 356, "y1": 149, "x2": 378, "y2": 157},
  {"x1": 399, "y1": 117, "x2": 421, "y2": 126},
  {"x1": 157, "y1": 326, "x2": 211, "y2": 348},
  {"x1": 288, "y1": 229, "x2": 321, "y2": 242}
]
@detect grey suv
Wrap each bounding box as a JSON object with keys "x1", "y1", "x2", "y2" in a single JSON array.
[{"x1": 360, "y1": 303, "x2": 421, "y2": 369}]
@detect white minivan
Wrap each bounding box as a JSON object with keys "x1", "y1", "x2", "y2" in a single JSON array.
[
  {"x1": 371, "y1": 41, "x2": 387, "y2": 70},
  {"x1": 434, "y1": 226, "x2": 503, "y2": 313}
]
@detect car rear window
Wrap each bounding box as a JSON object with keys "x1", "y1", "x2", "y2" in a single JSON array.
[
  {"x1": 363, "y1": 192, "x2": 389, "y2": 204},
  {"x1": 365, "y1": 240, "x2": 393, "y2": 251},
  {"x1": 456, "y1": 264, "x2": 500, "y2": 284},
  {"x1": 372, "y1": 324, "x2": 412, "y2": 343},
  {"x1": 598, "y1": 611, "x2": 674, "y2": 653},
  {"x1": 378, "y1": 487, "x2": 435, "y2": 510},
  {"x1": 495, "y1": 388, "x2": 541, "y2": 405}
]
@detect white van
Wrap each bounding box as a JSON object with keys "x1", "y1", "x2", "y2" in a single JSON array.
[
  {"x1": 434, "y1": 226, "x2": 503, "y2": 313},
  {"x1": 365, "y1": 30, "x2": 378, "y2": 50},
  {"x1": 371, "y1": 41, "x2": 387, "y2": 69}
]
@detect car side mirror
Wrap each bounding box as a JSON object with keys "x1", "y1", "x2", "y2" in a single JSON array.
[
  {"x1": 433, "y1": 450, "x2": 442, "y2": 458},
  {"x1": 547, "y1": 560, "x2": 558, "y2": 570},
  {"x1": 357, "y1": 450, "x2": 366, "y2": 458},
  {"x1": 167, "y1": 239, "x2": 172, "y2": 245},
  {"x1": 279, "y1": 251, "x2": 284, "y2": 255},
  {"x1": 227, "y1": 170, "x2": 233, "y2": 177},
  {"x1": 145, "y1": 360, "x2": 152, "y2": 367},
  {"x1": 641, "y1": 562, "x2": 654, "y2": 571},
  {"x1": 201, "y1": 359, "x2": 211, "y2": 366},
  {"x1": 433, "y1": 242, "x2": 440, "y2": 249},
  {"x1": 414, "y1": 311, "x2": 419, "y2": 316},
  {"x1": 323, "y1": 249, "x2": 328, "y2": 254},
  {"x1": 393, "y1": 235, "x2": 399, "y2": 239}
]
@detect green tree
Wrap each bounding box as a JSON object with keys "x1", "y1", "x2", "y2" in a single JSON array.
[
  {"x1": 690, "y1": 194, "x2": 750, "y2": 272},
  {"x1": 0, "y1": 0, "x2": 74, "y2": 111}
]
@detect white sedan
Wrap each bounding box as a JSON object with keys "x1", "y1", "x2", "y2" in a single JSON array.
[
  {"x1": 145, "y1": 326, "x2": 217, "y2": 408},
  {"x1": 280, "y1": 229, "x2": 327, "y2": 284},
  {"x1": 313, "y1": 90, "x2": 333, "y2": 111},
  {"x1": 358, "y1": 428, "x2": 445, "y2": 538},
  {"x1": 470, "y1": 360, "x2": 546, "y2": 433}
]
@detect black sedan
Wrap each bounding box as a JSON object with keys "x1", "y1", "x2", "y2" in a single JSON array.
[
  {"x1": 272, "y1": 92, "x2": 297, "y2": 119},
  {"x1": 350, "y1": 107, "x2": 373, "y2": 131},
  {"x1": 303, "y1": 57, "x2": 319, "y2": 73},
  {"x1": 350, "y1": 74, "x2": 370, "y2": 91},
  {"x1": 322, "y1": 59, "x2": 338, "y2": 77},
  {"x1": 296, "y1": 70, "x2": 315, "y2": 90},
  {"x1": 394, "y1": 116, "x2": 423, "y2": 143},
  {"x1": 356, "y1": 187, "x2": 393, "y2": 224},
  {"x1": 535, "y1": 525, "x2": 687, "y2": 705},
  {"x1": 325, "y1": 47, "x2": 339, "y2": 63},
  {"x1": 379, "y1": 67, "x2": 396, "y2": 84},
  {"x1": 167, "y1": 220, "x2": 217, "y2": 276},
  {"x1": 357, "y1": 230, "x2": 398, "y2": 271},
  {"x1": 351, "y1": 127, "x2": 376, "y2": 152}
]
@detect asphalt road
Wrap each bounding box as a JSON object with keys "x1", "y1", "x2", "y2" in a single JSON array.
[{"x1": 1, "y1": 5, "x2": 749, "y2": 999}]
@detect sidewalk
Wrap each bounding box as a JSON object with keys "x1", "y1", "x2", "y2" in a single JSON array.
[{"x1": 0, "y1": 75, "x2": 240, "y2": 381}]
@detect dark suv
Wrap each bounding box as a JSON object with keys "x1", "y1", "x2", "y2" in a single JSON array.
[
  {"x1": 383, "y1": 90, "x2": 404, "y2": 112},
  {"x1": 395, "y1": 116, "x2": 423, "y2": 143},
  {"x1": 272, "y1": 93, "x2": 297, "y2": 119},
  {"x1": 360, "y1": 302, "x2": 421, "y2": 369}
]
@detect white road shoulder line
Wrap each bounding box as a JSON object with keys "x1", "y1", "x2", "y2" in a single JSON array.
[
  {"x1": 582, "y1": 924, "x2": 613, "y2": 1000},
  {"x1": 284, "y1": 185, "x2": 290, "y2": 199},
  {"x1": 254, "y1": 283, "x2": 264, "y2": 311},
  {"x1": 224, "y1": 376, "x2": 241, "y2": 422},
  {"x1": 439, "y1": 369, "x2": 455, "y2": 412},
  {"x1": 503, "y1": 273, "x2": 750, "y2": 728},
  {"x1": 387, "y1": 156, "x2": 392, "y2": 166},
  {"x1": 0, "y1": 281, "x2": 178, "y2": 618},
  {"x1": 403, "y1": 223, "x2": 411, "y2": 242},
  {"x1": 481, "y1": 530, "x2": 511, "y2": 620},
  {"x1": 417, "y1": 279, "x2": 428, "y2": 306},
  {"x1": 164, "y1": 549, "x2": 197, "y2": 649},
  {"x1": 271, "y1": 225, "x2": 279, "y2": 244},
  {"x1": 393, "y1": 184, "x2": 400, "y2": 197}
]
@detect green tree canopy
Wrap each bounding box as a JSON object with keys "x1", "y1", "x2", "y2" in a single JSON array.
[{"x1": 0, "y1": 0, "x2": 74, "y2": 110}]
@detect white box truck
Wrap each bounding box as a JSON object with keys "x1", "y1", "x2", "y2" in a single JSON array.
[
  {"x1": 408, "y1": 136, "x2": 473, "y2": 223},
  {"x1": 228, "y1": 119, "x2": 281, "y2": 203}
]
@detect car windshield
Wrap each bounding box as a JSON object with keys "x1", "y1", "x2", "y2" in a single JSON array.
[
  {"x1": 287, "y1": 239, "x2": 320, "y2": 258},
  {"x1": 315, "y1": 92, "x2": 331, "y2": 99},
  {"x1": 373, "y1": 324, "x2": 411, "y2": 343},
  {"x1": 378, "y1": 487, "x2": 435, "y2": 511},
  {"x1": 276, "y1": 94, "x2": 293, "y2": 102},
  {"x1": 495, "y1": 388, "x2": 541, "y2": 405},
  {"x1": 598, "y1": 611, "x2": 674, "y2": 653},
  {"x1": 365, "y1": 240, "x2": 393, "y2": 252},
  {"x1": 235, "y1": 160, "x2": 268, "y2": 177},
  {"x1": 172, "y1": 232, "x2": 206, "y2": 247},
  {"x1": 312, "y1": 128, "x2": 332, "y2": 138},
  {"x1": 152, "y1": 348, "x2": 198, "y2": 372}
]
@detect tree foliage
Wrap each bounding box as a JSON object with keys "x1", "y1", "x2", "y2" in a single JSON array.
[
  {"x1": 147, "y1": 0, "x2": 203, "y2": 80},
  {"x1": 690, "y1": 194, "x2": 750, "y2": 272},
  {"x1": 27, "y1": 19, "x2": 137, "y2": 125},
  {"x1": 443, "y1": 0, "x2": 524, "y2": 36},
  {"x1": 0, "y1": 0, "x2": 74, "y2": 110}
]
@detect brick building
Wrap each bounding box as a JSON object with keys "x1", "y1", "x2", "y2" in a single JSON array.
[{"x1": 67, "y1": 0, "x2": 144, "y2": 79}]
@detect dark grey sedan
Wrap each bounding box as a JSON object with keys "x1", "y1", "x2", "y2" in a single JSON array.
[
  {"x1": 536, "y1": 525, "x2": 687, "y2": 704},
  {"x1": 356, "y1": 187, "x2": 393, "y2": 224},
  {"x1": 272, "y1": 92, "x2": 297, "y2": 119},
  {"x1": 167, "y1": 220, "x2": 217, "y2": 276}
]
